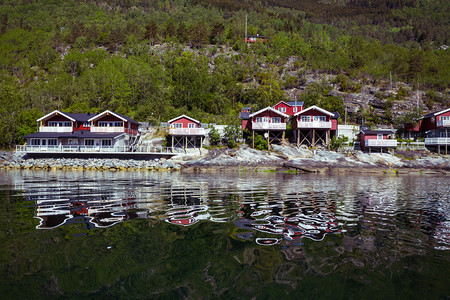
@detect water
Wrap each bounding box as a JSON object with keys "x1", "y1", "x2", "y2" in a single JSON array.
[{"x1": 0, "y1": 169, "x2": 449, "y2": 298}]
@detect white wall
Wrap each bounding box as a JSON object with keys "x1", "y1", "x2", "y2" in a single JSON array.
[{"x1": 337, "y1": 125, "x2": 359, "y2": 142}]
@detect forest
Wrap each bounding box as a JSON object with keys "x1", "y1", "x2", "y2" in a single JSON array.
[{"x1": 0, "y1": 0, "x2": 449, "y2": 148}]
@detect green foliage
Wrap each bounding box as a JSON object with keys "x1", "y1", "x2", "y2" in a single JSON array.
[
  {"x1": 0, "y1": 0, "x2": 448, "y2": 148},
  {"x1": 330, "y1": 136, "x2": 348, "y2": 151},
  {"x1": 223, "y1": 125, "x2": 241, "y2": 148},
  {"x1": 253, "y1": 133, "x2": 268, "y2": 150},
  {"x1": 209, "y1": 127, "x2": 221, "y2": 146}
]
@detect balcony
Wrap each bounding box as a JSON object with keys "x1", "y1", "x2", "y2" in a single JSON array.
[
  {"x1": 169, "y1": 128, "x2": 206, "y2": 135},
  {"x1": 365, "y1": 139, "x2": 397, "y2": 147},
  {"x1": 296, "y1": 121, "x2": 332, "y2": 129},
  {"x1": 251, "y1": 122, "x2": 286, "y2": 130},
  {"x1": 437, "y1": 119, "x2": 450, "y2": 127},
  {"x1": 90, "y1": 127, "x2": 125, "y2": 133},
  {"x1": 39, "y1": 126, "x2": 73, "y2": 133},
  {"x1": 424, "y1": 138, "x2": 450, "y2": 145}
]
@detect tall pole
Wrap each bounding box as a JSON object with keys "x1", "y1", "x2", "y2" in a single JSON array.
[{"x1": 245, "y1": 14, "x2": 247, "y2": 43}]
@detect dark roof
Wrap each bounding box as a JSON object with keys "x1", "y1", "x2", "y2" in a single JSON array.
[
  {"x1": 113, "y1": 112, "x2": 140, "y2": 125},
  {"x1": 331, "y1": 112, "x2": 341, "y2": 119},
  {"x1": 286, "y1": 101, "x2": 304, "y2": 106},
  {"x1": 247, "y1": 35, "x2": 266, "y2": 38},
  {"x1": 23, "y1": 131, "x2": 124, "y2": 139},
  {"x1": 360, "y1": 130, "x2": 395, "y2": 135},
  {"x1": 239, "y1": 112, "x2": 251, "y2": 119},
  {"x1": 65, "y1": 112, "x2": 97, "y2": 122}
]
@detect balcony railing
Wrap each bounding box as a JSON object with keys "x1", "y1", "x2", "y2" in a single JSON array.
[
  {"x1": 39, "y1": 126, "x2": 73, "y2": 133},
  {"x1": 365, "y1": 139, "x2": 398, "y2": 147},
  {"x1": 437, "y1": 119, "x2": 450, "y2": 127},
  {"x1": 251, "y1": 122, "x2": 286, "y2": 130},
  {"x1": 296, "y1": 121, "x2": 332, "y2": 129},
  {"x1": 169, "y1": 128, "x2": 206, "y2": 135},
  {"x1": 16, "y1": 144, "x2": 183, "y2": 154},
  {"x1": 424, "y1": 138, "x2": 450, "y2": 145}
]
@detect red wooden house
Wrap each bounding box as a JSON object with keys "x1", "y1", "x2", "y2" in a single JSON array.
[
  {"x1": 272, "y1": 101, "x2": 304, "y2": 116},
  {"x1": 22, "y1": 110, "x2": 139, "y2": 152},
  {"x1": 421, "y1": 108, "x2": 450, "y2": 153},
  {"x1": 358, "y1": 129, "x2": 397, "y2": 152},
  {"x1": 290, "y1": 105, "x2": 340, "y2": 148},
  {"x1": 168, "y1": 115, "x2": 206, "y2": 150},
  {"x1": 248, "y1": 107, "x2": 289, "y2": 148},
  {"x1": 245, "y1": 34, "x2": 266, "y2": 43},
  {"x1": 239, "y1": 106, "x2": 252, "y2": 131},
  {"x1": 404, "y1": 108, "x2": 450, "y2": 153}
]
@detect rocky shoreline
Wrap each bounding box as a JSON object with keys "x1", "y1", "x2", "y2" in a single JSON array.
[{"x1": 0, "y1": 145, "x2": 449, "y2": 174}]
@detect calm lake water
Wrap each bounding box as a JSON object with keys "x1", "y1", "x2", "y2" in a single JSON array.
[{"x1": 0, "y1": 169, "x2": 449, "y2": 299}]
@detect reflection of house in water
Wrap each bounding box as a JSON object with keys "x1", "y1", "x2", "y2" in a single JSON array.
[
  {"x1": 164, "y1": 180, "x2": 212, "y2": 226},
  {"x1": 30, "y1": 193, "x2": 139, "y2": 229}
]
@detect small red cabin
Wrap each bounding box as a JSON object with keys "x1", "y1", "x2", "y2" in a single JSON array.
[
  {"x1": 168, "y1": 115, "x2": 206, "y2": 149},
  {"x1": 358, "y1": 129, "x2": 397, "y2": 151},
  {"x1": 245, "y1": 34, "x2": 266, "y2": 43},
  {"x1": 290, "y1": 105, "x2": 340, "y2": 148},
  {"x1": 272, "y1": 101, "x2": 304, "y2": 116}
]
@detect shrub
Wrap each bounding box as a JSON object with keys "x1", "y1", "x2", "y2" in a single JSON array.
[{"x1": 209, "y1": 127, "x2": 221, "y2": 145}]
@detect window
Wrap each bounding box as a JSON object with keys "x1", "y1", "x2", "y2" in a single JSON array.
[
  {"x1": 171, "y1": 123, "x2": 182, "y2": 128},
  {"x1": 271, "y1": 117, "x2": 281, "y2": 123},
  {"x1": 41, "y1": 139, "x2": 46, "y2": 146},
  {"x1": 48, "y1": 121, "x2": 71, "y2": 127},
  {"x1": 114, "y1": 121, "x2": 123, "y2": 127},
  {"x1": 377, "y1": 134, "x2": 383, "y2": 140},
  {"x1": 314, "y1": 116, "x2": 326, "y2": 122},
  {"x1": 301, "y1": 116, "x2": 310, "y2": 122},
  {"x1": 31, "y1": 139, "x2": 40, "y2": 145},
  {"x1": 83, "y1": 122, "x2": 91, "y2": 127},
  {"x1": 98, "y1": 121, "x2": 108, "y2": 127},
  {"x1": 84, "y1": 139, "x2": 94, "y2": 146},
  {"x1": 102, "y1": 140, "x2": 112, "y2": 146},
  {"x1": 188, "y1": 123, "x2": 196, "y2": 128},
  {"x1": 48, "y1": 139, "x2": 58, "y2": 146},
  {"x1": 278, "y1": 107, "x2": 286, "y2": 113},
  {"x1": 293, "y1": 107, "x2": 297, "y2": 113},
  {"x1": 441, "y1": 116, "x2": 450, "y2": 121},
  {"x1": 68, "y1": 139, "x2": 78, "y2": 145}
]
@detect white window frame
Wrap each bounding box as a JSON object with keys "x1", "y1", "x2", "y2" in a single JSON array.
[
  {"x1": 31, "y1": 139, "x2": 40, "y2": 145},
  {"x1": 188, "y1": 123, "x2": 196, "y2": 128},
  {"x1": 48, "y1": 139, "x2": 58, "y2": 146},
  {"x1": 301, "y1": 116, "x2": 310, "y2": 122},
  {"x1": 293, "y1": 107, "x2": 297, "y2": 113},
  {"x1": 377, "y1": 134, "x2": 383, "y2": 140},
  {"x1": 171, "y1": 123, "x2": 183, "y2": 128},
  {"x1": 271, "y1": 117, "x2": 281, "y2": 123},
  {"x1": 102, "y1": 139, "x2": 112, "y2": 147},
  {"x1": 314, "y1": 116, "x2": 326, "y2": 122},
  {"x1": 278, "y1": 107, "x2": 286, "y2": 113},
  {"x1": 84, "y1": 139, "x2": 95, "y2": 146}
]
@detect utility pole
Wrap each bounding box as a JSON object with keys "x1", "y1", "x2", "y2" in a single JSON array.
[{"x1": 245, "y1": 14, "x2": 247, "y2": 43}]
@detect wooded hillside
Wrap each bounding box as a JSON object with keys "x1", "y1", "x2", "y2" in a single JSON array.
[{"x1": 0, "y1": 0, "x2": 448, "y2": 148}]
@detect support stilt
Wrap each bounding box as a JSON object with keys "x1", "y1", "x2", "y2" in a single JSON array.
[
  {"x1": 252, "y1": 130, "x2": 255, "y2": 149},
  {"x1": 297, "y1": 129, "x2": 299, "y2": 147},
  {"x1": 312, "y1": 129, "x2": 315, "y2": 147}
]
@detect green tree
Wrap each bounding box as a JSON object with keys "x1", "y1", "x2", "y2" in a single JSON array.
[{"x1": 223, "y1": 125, "x2": 241, "y2": 148}]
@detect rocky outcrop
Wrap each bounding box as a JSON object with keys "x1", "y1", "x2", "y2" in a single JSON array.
[{"x1": 1, "y1": 145, "x2": 449, "y2": 173}]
